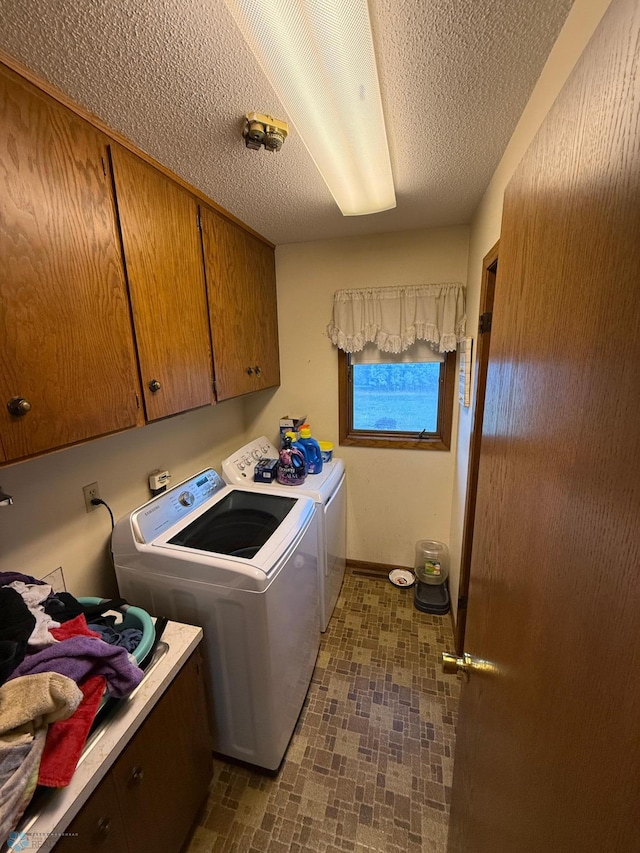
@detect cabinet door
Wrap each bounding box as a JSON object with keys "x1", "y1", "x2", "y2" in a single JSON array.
[
  {"x1": 0, "y1": 67, "x2": 142, "y2": 461},
  {"x1": 200, "y1": 206, "x2": 280, "y2": 400},
  {"x1": 109, "y1": 145, "x2": 214, "y2": 421},
  {"x1": 110, "y1": 650, "x2": 212, "y2": 853},
  {"x1": 244, "y1": 230, "x2": 280, "y2": 392},
  {"x1": 53, "y1": 771, "x2": 129, "y2": 852}
]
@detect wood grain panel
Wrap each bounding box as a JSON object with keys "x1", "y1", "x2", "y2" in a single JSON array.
[
  {"x1": 110, "y1": 651, "x2": 211, "y2": 853},
  {"x1": 53, "y1": 772, "x2": 129, "y2": 853},
  {"x1": 0, "y1": 66, "x2": 143, "y2": 461},
  {"x1": 0, "y1": 51, "x2": 274, "y2": 249},
  {"x1": 448, "y1": 0, "x2": 640, "y2": 850},
  {"x1": 201, "y1": 206, "x2": 279, "y2": 401},
  {"x1": 110, "y1": 145, "x2": 214, "y2": 420},
  {"x1": 244, "y1": 232, "x2": 280, "y2": 391}
]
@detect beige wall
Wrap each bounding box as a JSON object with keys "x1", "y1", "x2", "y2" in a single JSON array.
[
  {"x1": 0, "y1": 401, "x2": 246, "y2": 597},
  {"x1": 448, "y1": 0, "x2": 614, "y2": 619},
  {"x1": 0, "y1": 0, "x2": 613, "y2": 612},
  {"x1": 245, "y1": 226, "x2": 470, "y2": 570}
]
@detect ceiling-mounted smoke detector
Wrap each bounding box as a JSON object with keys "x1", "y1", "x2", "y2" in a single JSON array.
[{"x1": 243, "y1": 112, "x2": 289, "y2": 152}]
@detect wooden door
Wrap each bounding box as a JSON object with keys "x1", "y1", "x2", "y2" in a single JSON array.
[
  {"x1": 200, "y1": 206, "x2": 279, "y2": 400},
  {"x1": 0, "y1": 66, "x2": 142, "y2": 462},
  {"x1": 109, "y1": 145, "x2": 214, "y2": 421},
  {"x1": 447, "y1": 1, "x2": 640, "y2": 851}
]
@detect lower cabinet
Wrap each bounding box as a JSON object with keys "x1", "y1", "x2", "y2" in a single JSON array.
[{"x1": 53, "y1": 649, "x2": 212, "y2": 853}]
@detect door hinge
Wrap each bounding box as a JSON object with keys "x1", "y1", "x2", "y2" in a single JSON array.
[
  {"x1": 479, "y1": 312, "x2": 492, "y2": 334},
  {"x1": 196, "y1": 210, "x2": 202, "y2": 229},
  {"x1": 101, "y1": 156, "x2": 107, "y2": 177},
  {"x1": 135, "y1": 393, "x2": 140, "y2": 409}
]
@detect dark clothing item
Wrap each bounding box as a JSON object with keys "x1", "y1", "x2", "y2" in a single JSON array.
[
  {"x1": 0, "y1": 572, "x2": 46, "y2": 588},
  {"x1": 0, "y1": 587, "x2": 36, "y2": 685},
  {"x1": 42, "y1": 592, "x2": 83, "y2": 623},
  {"x1": 89, "y1": 622, "x2": 143, "y2": 653},
  {"x1": 44, "y1": 593, "x2": 128, "y2": 624}
]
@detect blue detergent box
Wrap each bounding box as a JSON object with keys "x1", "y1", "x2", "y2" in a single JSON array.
[{"x1": 254, "y1": 458, "x2": 279, "y2": 483}]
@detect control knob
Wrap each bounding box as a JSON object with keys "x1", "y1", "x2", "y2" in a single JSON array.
[{"x1": 178, "y1": 490, "x2": 195, "y2": 507}]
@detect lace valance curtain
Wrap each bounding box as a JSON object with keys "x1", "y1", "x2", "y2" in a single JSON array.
[{"x1": 327, "y1": 282, "x2": 466, "y2": 354}]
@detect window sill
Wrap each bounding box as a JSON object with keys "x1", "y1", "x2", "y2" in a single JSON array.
[{"x1": 340, "y1": 431, "x2": 451, "y2": 451}]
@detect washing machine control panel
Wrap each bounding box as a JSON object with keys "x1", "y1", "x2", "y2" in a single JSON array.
[
  {"x1": 133, "y1": 469, "x2": 226, "y2": 542},
  {"x1": 222, "y1": 436, "x2": 279, "y2": 483}
]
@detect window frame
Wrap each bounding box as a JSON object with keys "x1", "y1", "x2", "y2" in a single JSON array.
[{"x1": 338, "y1": 348, "x2": 456, "y2": 450}]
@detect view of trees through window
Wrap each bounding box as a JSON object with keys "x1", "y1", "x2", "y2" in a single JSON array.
[{"x1": 352, "y1": 362, "x2": 441, "y2": 432}]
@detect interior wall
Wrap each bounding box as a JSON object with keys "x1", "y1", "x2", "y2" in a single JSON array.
[
  {"x1": 244, "y1": 226, "x2": 470, "y2": 571},
  {"x1": 0, "y1": 400, "x2": 246, "y2": 597},
  {"x1": 448, "y1": 0, "x2": 614, "y2": 621}
]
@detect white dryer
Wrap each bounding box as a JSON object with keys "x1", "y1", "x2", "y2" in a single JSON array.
[
  {"x1": 112, "y1": 468, "x2": 319, "y2": 771},
  {"x1": 222, "y1": 436, "x2": 346, "y2": 632}
]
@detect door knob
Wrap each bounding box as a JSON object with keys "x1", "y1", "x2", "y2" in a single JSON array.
[
  {"x1": 254, "y1": 365, "x2": 261, "y2": 376},
  {"x1": 442, "y1": 652, "x2": 497, "y2": 679},
  {"x1": 7, "y1": 397, "x2": 31, "y2": 416},
  {"x1": 442, "y1": 652, "x2": 473, "y2": 677},
  {"x1": 246, "y1": 367, "x2": 254, "y2": 375},
  {"x1": 148, "y1": 379, "x2": 161, "y2": 393}
]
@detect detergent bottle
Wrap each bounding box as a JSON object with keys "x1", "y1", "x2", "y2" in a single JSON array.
[
  {"x1": 285, "y1": 431, "x2": 308, "y2": 465},
  {"x1": 276, "y1": 433, "x2": 307, "y2": 485},
  {"x1": 298, "y1": 425, "x2": 323, "y2": 474}
]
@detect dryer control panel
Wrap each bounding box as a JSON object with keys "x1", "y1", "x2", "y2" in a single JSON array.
[{"x1": 132, "y1": 469, "x2": 225, "y2": 543}]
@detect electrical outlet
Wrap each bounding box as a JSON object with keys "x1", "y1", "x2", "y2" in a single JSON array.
[{"x1": 83, "y1": 482, "x2": 100, "y2": 513}]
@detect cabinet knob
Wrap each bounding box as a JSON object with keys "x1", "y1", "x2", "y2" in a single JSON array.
[
  {"x1": 254, "y1": 365, "x2": 261, "y2": 376},
  {"x1": 148, "y1": 379, "x2": 162, "y2": 393},
  {"x1": 96, "y1": 816, "x2": 112, "y2": 837},
  {"x1": 130, "y1": 764, "x2": 145, "y2": 785},
  {"x1": 246, "y1": 367, "x2": 254, "y2": 376},
  {"x1": 7, "y1": 397, "x2": 32, "y2": 417}
]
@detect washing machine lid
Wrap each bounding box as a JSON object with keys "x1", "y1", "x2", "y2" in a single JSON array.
[
  {"x1": 119, "y1": 468, "x2": 315, "y2": 577},
  {"x1": 222, "y1": 436, "x2": 345, "y2": 504},
  {"x1": 166, "y1": 489, "x2": 297, "y2": 559}
]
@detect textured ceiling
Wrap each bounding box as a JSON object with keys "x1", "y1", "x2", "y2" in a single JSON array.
[{"x1": 0, "y1": 0, "x2": 573, "y2": 245}]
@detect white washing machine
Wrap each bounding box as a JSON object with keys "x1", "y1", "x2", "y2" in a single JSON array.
[
  {"x1": 222, "y1": 436, "x2": 346, "y2": 632},
  {"x1": 112, "y1": 468, "x2": 319, "y2": 771}
]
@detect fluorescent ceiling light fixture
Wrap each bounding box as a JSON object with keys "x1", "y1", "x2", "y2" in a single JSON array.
[{"x1": 224, "y1": 0, "x2": 396, "y2": 216}]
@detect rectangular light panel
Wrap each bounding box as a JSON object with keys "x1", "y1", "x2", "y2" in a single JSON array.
[{"x1": 224, "y1": 0, "x2": 396, "y2": 216}]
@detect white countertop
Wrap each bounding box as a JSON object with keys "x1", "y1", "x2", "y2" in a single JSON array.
[{"x1": 10, "y1": 620, "x2": 203, "y2": 853}]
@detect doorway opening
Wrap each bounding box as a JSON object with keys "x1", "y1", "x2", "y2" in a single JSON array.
[{"x1": 455, "y1": 240, "x2": 498, "y2": 655}]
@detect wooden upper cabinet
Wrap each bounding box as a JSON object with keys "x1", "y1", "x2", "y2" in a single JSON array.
[
  {"x1": 109, "y1": 145, "x2": 214, "y2": 421},
  {"x1": 200, "y1": 205, "x2": 280, "y2": 401},
  {"x1": 0, "y1": 66, "x2": 143, "y2": 463}
]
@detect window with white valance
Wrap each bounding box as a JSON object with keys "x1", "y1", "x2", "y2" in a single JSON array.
[
  {"x1": 326, "y1": 282, "x2": 466, "y2": 354},
  {"x1": 329, "y1": 283, "x2": 465, "y2": 450}
]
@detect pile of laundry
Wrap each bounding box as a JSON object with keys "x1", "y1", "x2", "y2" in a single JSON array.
[{"x1": 0, "y1": 571, "x2": 145, "y2": 841}]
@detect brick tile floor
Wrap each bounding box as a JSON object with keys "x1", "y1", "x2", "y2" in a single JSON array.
[{"x1": 187, "y1": 568, "x2": 460, "y2": 853}]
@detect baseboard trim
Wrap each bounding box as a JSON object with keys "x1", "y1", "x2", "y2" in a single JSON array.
[{"x1": 347, "y1": 559, "x2": 412, "y2": 578}]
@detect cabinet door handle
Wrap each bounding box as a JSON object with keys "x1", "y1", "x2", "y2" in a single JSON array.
[
  {"x1": 246, "y1": 367, "x2": 254, "y2": 376},
  {"x1": 129, "y1": 764, "x2": 145, "y2": 784},
  {"x1": 254, "y1": 365, "x2": 261, "y2": 376},
  {"x1": 148, "y1": 379, "x2": 162, "y2": 393},
  {"x1": 96, "y1": 816, "x2": 112, "y2": 836},
  {"x1": 7, "y1": 397, "x2": 32, "y2": 416}
]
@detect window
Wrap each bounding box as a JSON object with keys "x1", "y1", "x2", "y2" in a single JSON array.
[{"x1": 339, "y1": 342, "x2": 456, "y2": 450}]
